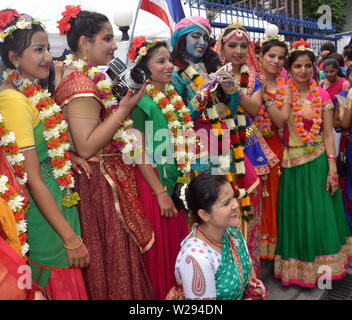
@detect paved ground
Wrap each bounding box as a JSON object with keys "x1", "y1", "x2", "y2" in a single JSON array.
[{"x1": 259, "y1": 259, "x2": 352, "y2": 300}]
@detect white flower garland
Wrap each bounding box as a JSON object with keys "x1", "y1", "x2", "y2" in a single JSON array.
[
  {"x1": 63, "y1": 54, "x2": 140, "y2": 158},
  {"x1": 146, "y1": 83, "x2": 196, "y2": 176},
  {"x1": 3, "y1": 69, "x2": 80, "y2": 207},
  {"x1": 0, "y1": 113, "x2": 29, "y2": 256}
]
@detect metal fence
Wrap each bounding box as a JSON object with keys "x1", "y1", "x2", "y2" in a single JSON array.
[{"x1": 184, "y1": 0, "x2": 340, "y2": 54}]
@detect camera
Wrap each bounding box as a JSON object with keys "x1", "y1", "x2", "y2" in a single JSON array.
[{"x1": 106, "y1": 57, "x2": 151, "y2": 100}]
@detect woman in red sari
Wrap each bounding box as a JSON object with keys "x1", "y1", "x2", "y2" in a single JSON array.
[
  {"x1": 256, "y1": 36, "x2": 289, "y2": 260},
  {"x1": 54, "y1": 6, "x2": 153, "y2": 299}
]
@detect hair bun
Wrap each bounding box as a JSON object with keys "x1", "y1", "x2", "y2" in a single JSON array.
[{"x1": 172, "y1": 183, "x2": 189, "y2": 210}]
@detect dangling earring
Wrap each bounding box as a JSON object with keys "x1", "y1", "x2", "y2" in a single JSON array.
[{"x1": 12, "y1": 64, "x2": 23, "y2": 88}]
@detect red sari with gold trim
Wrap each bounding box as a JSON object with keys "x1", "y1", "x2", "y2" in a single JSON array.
[{"x1": 54, "y1": 71, "x2": 154, "y2": 299}]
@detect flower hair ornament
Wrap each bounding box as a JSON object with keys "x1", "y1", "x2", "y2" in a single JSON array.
[
  {"x1": 289, "y1": 38, "x2": 315, "y2": 56},
  {"x1": 0, "y1": 10, "x2": 41, "y2": 43},
  {"x1": 127, "y1": 36, "x2": 162, "y2": 64},
  {"x1": 57, "y1": 5, "x2": 81, "y2": 36},
  {"x1": 260, "y1": 24, "x2": 286, "y2": 47},
  {"x1": 221, "y1": 20, "x2": 250, "y2": 44}
]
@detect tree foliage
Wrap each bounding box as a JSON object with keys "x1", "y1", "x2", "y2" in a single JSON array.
[{"x1": 302, "y1": 0, "x2": 348, "y2": 33}]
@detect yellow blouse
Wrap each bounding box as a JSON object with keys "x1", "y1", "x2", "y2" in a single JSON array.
[{"x1": 0, "y1": 89, "x2": 39, "y2": 148}]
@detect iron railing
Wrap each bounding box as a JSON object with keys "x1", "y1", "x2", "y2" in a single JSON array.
[{"x1": 185, "y1": 0, "x2": 340, "y2": 53}]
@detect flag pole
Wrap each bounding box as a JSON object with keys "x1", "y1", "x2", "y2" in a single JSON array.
[{"x1": 126, "y1": 0, "x2": 143, "y2": 64}]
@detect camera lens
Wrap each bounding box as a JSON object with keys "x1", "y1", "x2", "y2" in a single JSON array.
[
  {"x1": 112, "y1": 82, "x2": 128, "y2": 96},
  {"x1": 130, "y1": 66, "x2": 147, "y2": 84}
]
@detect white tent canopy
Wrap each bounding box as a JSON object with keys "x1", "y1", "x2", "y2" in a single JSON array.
[{"x1": 2, "y1": 0, "x2": 174, "y2": 56}]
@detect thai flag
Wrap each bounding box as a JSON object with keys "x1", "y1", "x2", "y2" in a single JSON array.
[{"x1": 140, "y1": 0, "x2": 185, "y2": 33}]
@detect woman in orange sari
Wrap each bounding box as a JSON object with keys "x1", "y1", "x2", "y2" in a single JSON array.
[{"x1": 256, "y1": 35, "x2": 289, "y2": 260}]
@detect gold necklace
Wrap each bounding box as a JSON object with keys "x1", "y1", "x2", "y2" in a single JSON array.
[{"x1": 197, "y1": 227, "x2": 223, "y2": 248}]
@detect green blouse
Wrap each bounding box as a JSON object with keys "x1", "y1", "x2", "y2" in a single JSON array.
[{"x1": 131, "y1": 94, "x2": 182, "y2": 197}]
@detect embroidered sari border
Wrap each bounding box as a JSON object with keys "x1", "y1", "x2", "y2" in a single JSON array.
[
  {"x1": 99, "y1": 157, "x2": 155, "y2": 254},
  {"x1": 282, "y1": 144, "x2": 325, "y2": 168}
]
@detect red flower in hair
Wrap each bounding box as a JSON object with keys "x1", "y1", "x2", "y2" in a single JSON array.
[
  {"x1": 127, "y1": 36, "x2": 147, "y2": 62},
  {"x1": 0, "y1": 9, "x2": 20, "y2": 30},
  {"x1": 57, "y1": 5, "x2": 81, "y2": 36},
  {"x1": 292, "y1": 38, "x2": 311, "y2": 49}
]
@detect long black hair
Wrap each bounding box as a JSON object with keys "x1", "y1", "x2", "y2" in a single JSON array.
[
  {"x1": 171, "y1": 33, "x2": 228, "y2": 104},
  {"x1": 65, "y1": 10, "x2": 109, "y2": 53},
  {"x1": 0, "y1": 9, "x2": 46, "y2": 69},
  {"x1": 170, "y1": 33, "x2": 220, "y2": 74}
]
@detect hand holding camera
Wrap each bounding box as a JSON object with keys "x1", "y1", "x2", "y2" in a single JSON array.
[
  {"x1": 118, "y1": 81, "x2": 149, "y2": 118},
  {"x1": 106, "y1": 56, "x2": 151, "y2": 101}
]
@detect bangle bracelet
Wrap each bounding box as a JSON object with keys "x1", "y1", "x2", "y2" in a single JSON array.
[
  {"x1": 328, "y1": 172, "x2": 338, "y2": 178},
  {"x1": 64, "y1": 236, "x2": 83, "y2": 250},
  {"x1": 153, "y1": 186, "x2": 168, "y2": 195},
  {"x1": 327, "y1": 155, "x2": 337, "y2": 160},
  {"x1": 112, "y1": 109, "x2": 125, "y2": 127}
]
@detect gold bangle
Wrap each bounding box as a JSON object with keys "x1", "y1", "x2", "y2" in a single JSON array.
[
  {"x1": 153, "y1": 186, "x2": 168, "y2": 195},
  {"x1": 64, "y1": 236, "x2": 83, "y2": 250},
  {"x1": 112, "y1": 109, "x2": 125, "y2": 127}
]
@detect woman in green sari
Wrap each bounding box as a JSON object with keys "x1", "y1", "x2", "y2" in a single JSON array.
[
  {"x1": 173, "y1": 174, "x2": 265, "y2": 300},
  {"x1": 0, "y1": 9, "x2": 89, "y2": 299}
]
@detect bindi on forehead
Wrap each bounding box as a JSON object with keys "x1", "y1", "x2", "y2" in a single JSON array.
[{"x1": 214, "y1": 189, "x2": 233, "y2": 205}]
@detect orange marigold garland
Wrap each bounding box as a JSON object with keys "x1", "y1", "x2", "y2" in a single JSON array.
[
  {"x1": 0, "y1": 112, "x2": 29, "y2": 256},
  {"x1": 256, "y1": 74, "x2": 286, "y2": 137},
  {"x1": 288, "y1": 79, "x2": 323, "y2": 154},
  {"x1": 3, "y1": 69, "x2": 80, "y2": 207},
  {"x1": 181, "y1": 64, "x2": 252, "y2": 220}
]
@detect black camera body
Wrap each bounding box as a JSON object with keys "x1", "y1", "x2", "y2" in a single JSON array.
[{"x1": 106, "y1": 57, "x2": 151, "y2": 100}]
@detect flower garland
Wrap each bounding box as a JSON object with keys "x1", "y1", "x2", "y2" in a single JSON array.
[
  {"x1": 255, "y1": 74, "x2": 286, "y2": 137},
  {"x1": 289, "y1": 39, "x2": 315, "y2": 56},
  {"x1": 236, "y1": 64, "x2": 251, "y2": 147},
  {"x1": 63, "y1": 54, "x2": 140, "y2": 158},
  {"x1": 181, "y1": 64, "x2": 252, "y2": 219},
  {"x1": 146, "y1": 83, "x2": 195, "y2": 181},
  {"x1": 0, "y1": 113, "x2": 29, "y2": 256},
  {"x1": 3, "y1": 70, "x2": 80, "y2": 207},
  {"x1": 127, "y1": 36, "x2": 162, "y2": 64},
  {"x1": 0, "y1": 10, "x2": 41, "y2": 43},
  {"x1": 288, "y1": 79, "x2": 323, "y2": 154}
]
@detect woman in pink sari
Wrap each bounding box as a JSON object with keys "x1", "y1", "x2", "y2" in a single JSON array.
[{"x1": 320, "y1": 58, "x2": 350, "y2": 102}]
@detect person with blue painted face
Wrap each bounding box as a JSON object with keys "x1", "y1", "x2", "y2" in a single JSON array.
[
  {"x1": 170, "y1": 18, "x2": 261, "y2": 270},
  {"x1": 184, "y1": 29, "x2": 209, "y2": 62}
]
